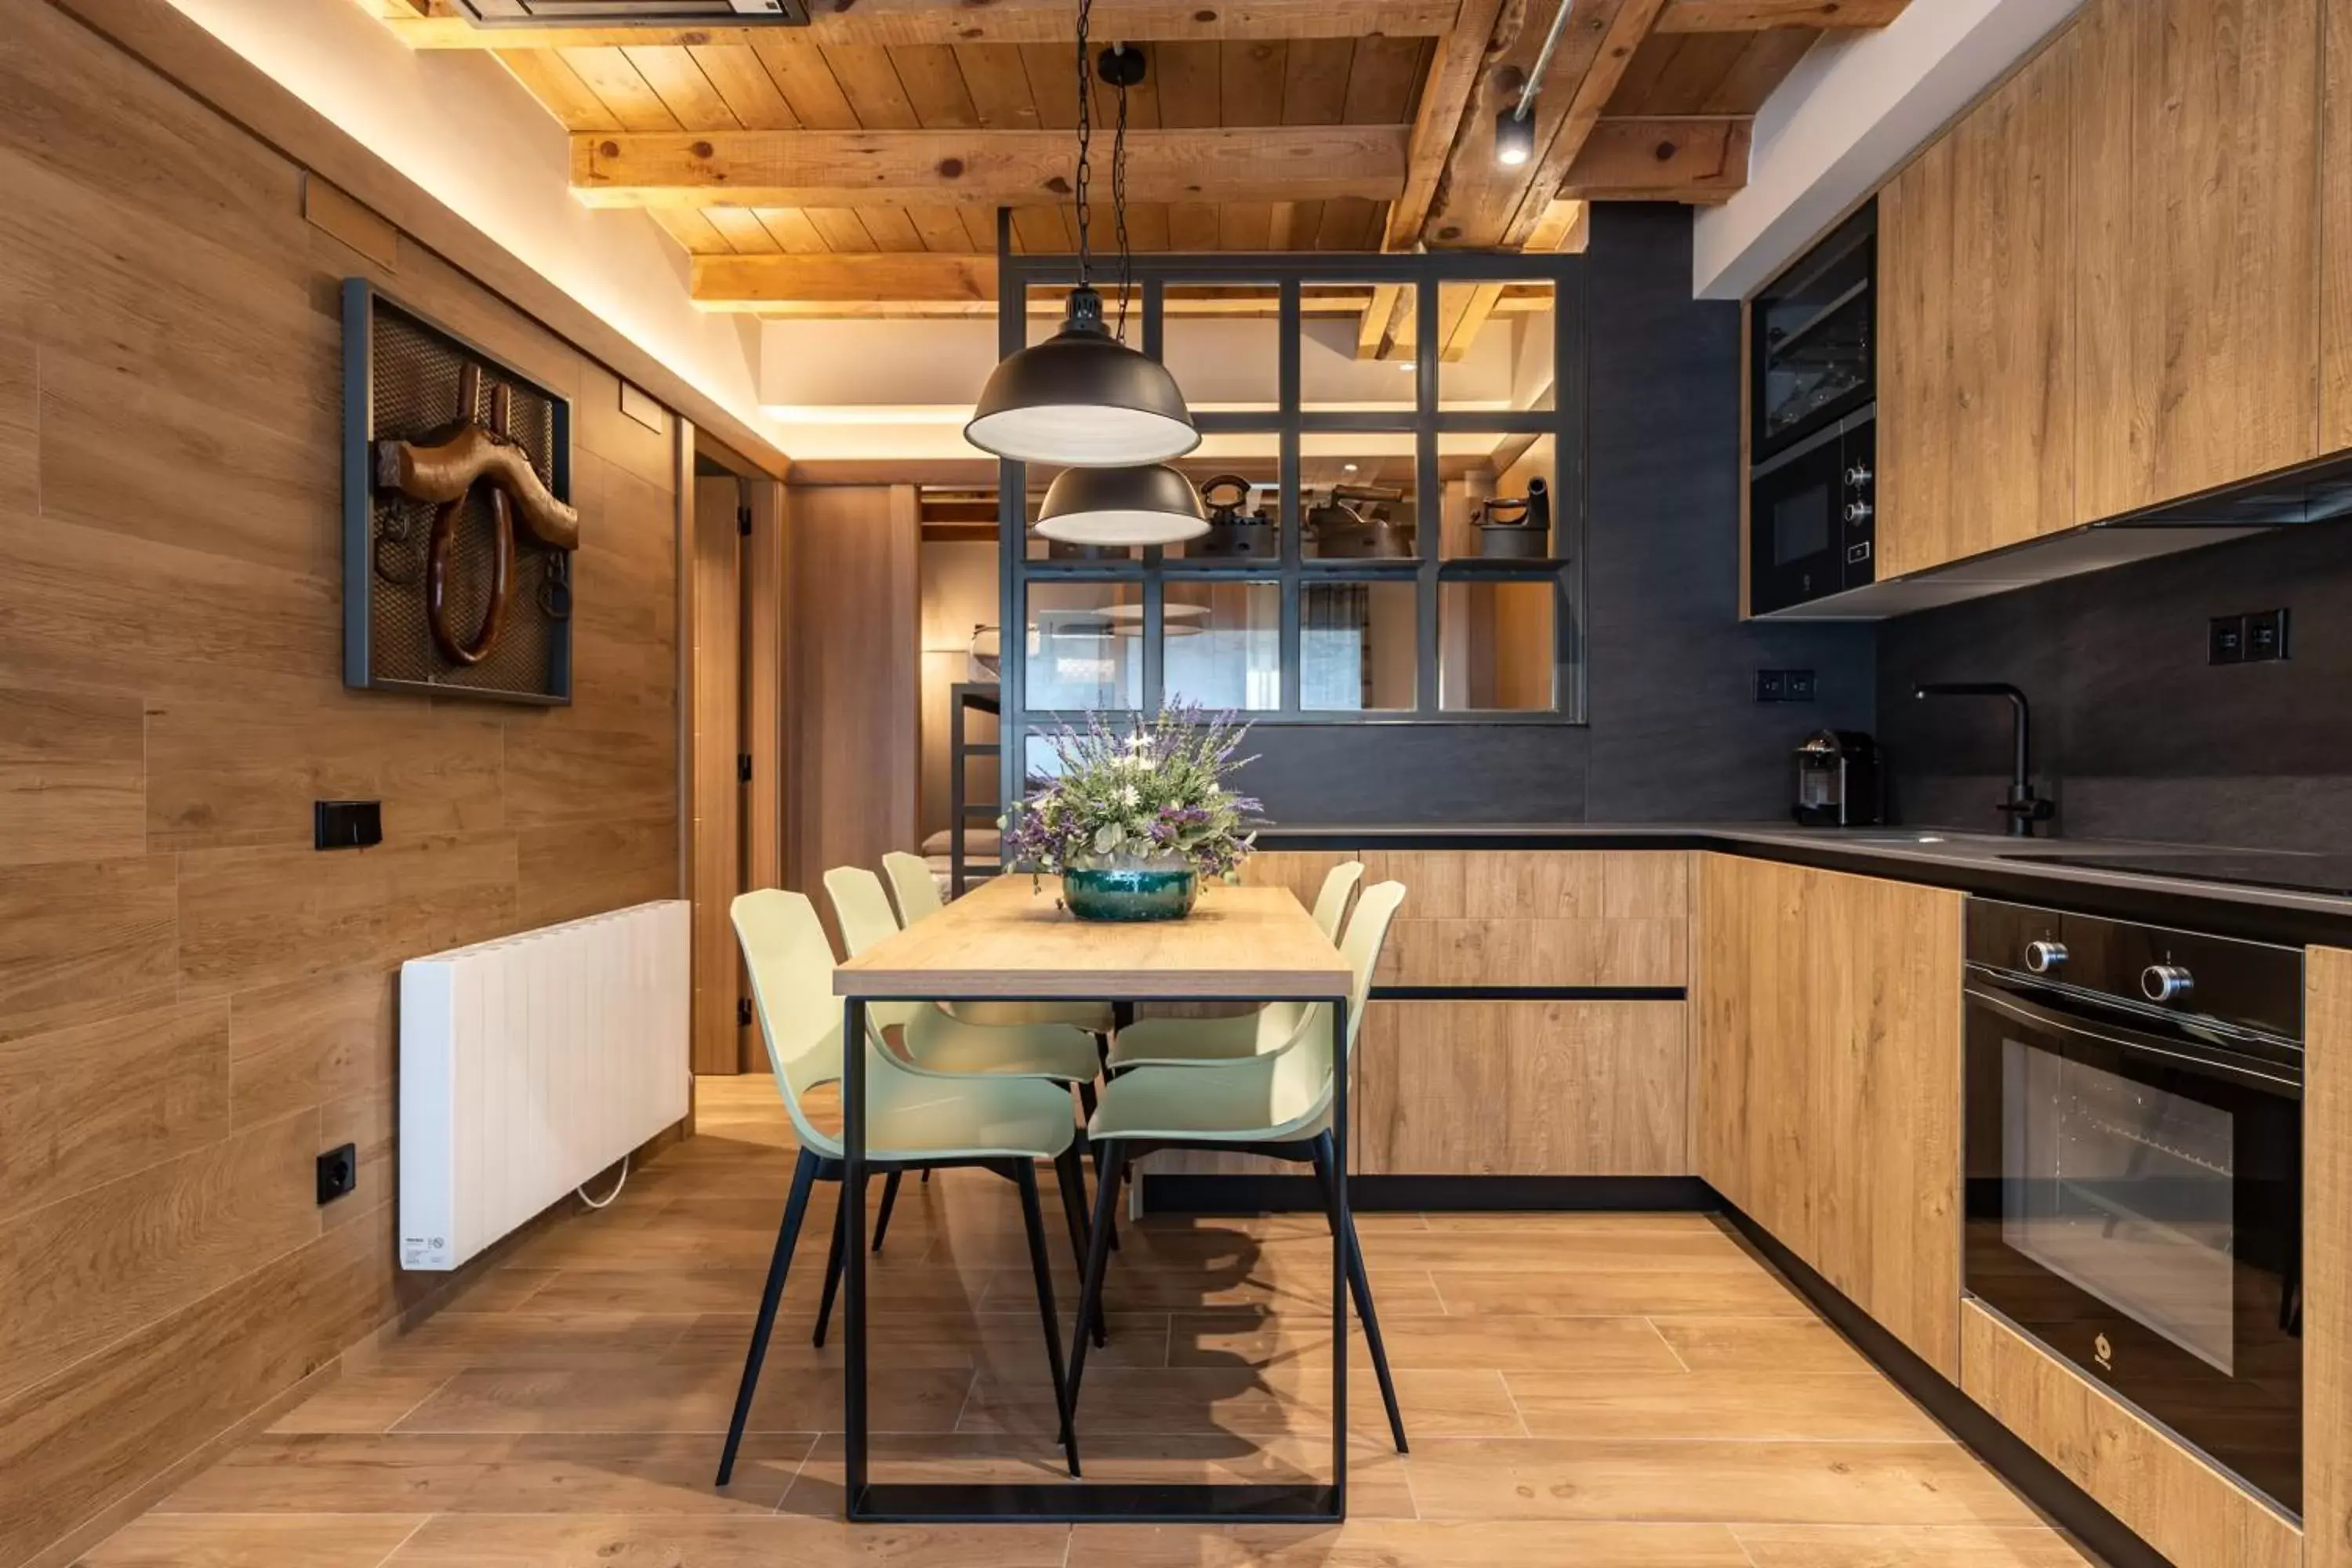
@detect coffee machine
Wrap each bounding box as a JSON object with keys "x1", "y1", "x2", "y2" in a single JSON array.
[{"x1": 1791, "y1": 730, "x2": 1882, "y2": 827}]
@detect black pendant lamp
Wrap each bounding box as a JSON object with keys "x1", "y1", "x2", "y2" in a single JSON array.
[
  {"x1": 1033, "y1": 463, "x2": 1208, "y2": 548},
  {"x1": 965, "y1": 8, "x2": 1196, "y2": 468}
]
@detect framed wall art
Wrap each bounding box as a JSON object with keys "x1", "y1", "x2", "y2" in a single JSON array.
[{"x1": 342, "y1": 278, "x2": 577, "y2": 705}]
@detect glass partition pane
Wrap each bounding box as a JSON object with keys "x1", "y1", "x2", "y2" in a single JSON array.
[
  {"x1": 1163, "y1": 285, "x2": 1279, "y2": 417},
  {"x1": 1303, "y1": 579, "x2": 1417, "y2": 712},
  {"x1": 1439, "y1": 579, "x2": 1556, "y2": 711},
  {"x1": 1025, "y1": 581, "x2": 1143, "y2": 711},
  {"x1": 1301, "y1": 284, "x2": 1417, "y2": 416},
  {"x1": 1439, "y1": 278, "x2": 1558, "y2": 415},
  {"x1": 1439, "y1": 434, "x2": 1556, "y2": 561},
  {"x1": 1163, "y1": 579, "x2": 1280, "y2": 712},
  {"x1": 1301, "y1": 446, "x2": 1420, "y2": 561}
]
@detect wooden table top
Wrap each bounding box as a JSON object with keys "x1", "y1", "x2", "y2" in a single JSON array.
[{"x1": 835, "y1": 874, "x2": 1352, "y2": 1000}]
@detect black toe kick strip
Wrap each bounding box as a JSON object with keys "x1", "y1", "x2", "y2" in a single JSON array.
[
  {"x1": 850, "y1": 1482, "x2": 1338, "y2": 1524},
  {"x1": 1370, "y1": 985, "x2": 1687, "y2": 1001},
  {"x1": 1141, "y1": 1174, "x2": 1716, "y2": 1214}
]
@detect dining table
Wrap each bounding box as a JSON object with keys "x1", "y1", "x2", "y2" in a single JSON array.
[{"x1": 833, "y1": 873, "x2": 1356, "y2": 1524}]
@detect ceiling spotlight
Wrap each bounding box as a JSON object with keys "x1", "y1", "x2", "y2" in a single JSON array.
[{"x1": 1495, "y1": 106, "x2": 1535, "y2": 168}]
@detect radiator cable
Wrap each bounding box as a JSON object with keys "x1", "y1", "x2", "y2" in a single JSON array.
[{"x1": 575, "y1": 1155, "x2": 630, "y2": 1211}]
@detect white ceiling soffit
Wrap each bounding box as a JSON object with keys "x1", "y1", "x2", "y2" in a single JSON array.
[{"x1": 1692, "y1": 0, "x2": 2085, "y2": 302}]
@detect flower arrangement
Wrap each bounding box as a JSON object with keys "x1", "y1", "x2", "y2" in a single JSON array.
[{"x1": 1000, "y1": 705, "x2": 1269, "y2": 880}]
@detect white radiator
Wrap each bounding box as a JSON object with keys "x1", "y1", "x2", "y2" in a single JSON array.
[{"x1": 398, "y1": 899, "x2": 691, "y2": 1270}]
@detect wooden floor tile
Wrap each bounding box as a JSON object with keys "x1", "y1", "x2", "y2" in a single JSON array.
[
  {"x1": 1167, "y1": 1310, "x2": 1682, "y2": 1373},
  {"x1": 1065, "y1": 1520, "x2": 1755, "y2": 1567},
  {"x1": 77, "y1": 1515, "x2": 426, "y2": 1566},
  {"x1": 1504, "y1": 1368, "x2": 1945, "y2": 1442},
  {"x1": 962, "y1": 1366, "x2": 1519, "y2": 1440},
  {"x1": 1403, "y1": 1438, "x2": 2049, "y2": 1524},
  {"x1": 1731, "y1": 1523, "x2": 2102, "y2": 1566},
  {"x1": 388, "y1": 1363, "x2": 972, "y2": 1435},
  {"x1": 267, "y1": 1367, "x2": 452, "y2": 1435},
  {"x1": 1432, "y1": 1267, "x2": 1812, "y2": 1316},
  {"x1": 1646, "y1": 1314, "x2": 1876, "y2": 1374},
  {"x1": 379, "y1": 1514, "x2": 1070, "y2": 1567}
]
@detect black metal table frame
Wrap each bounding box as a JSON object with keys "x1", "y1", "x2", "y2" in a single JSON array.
[{"x1": 838, "y1": 989, "x2": 1351, "y2": 1523}]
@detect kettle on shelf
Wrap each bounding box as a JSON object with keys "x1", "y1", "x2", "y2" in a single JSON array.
[
  {"x1": 1474, "y1": 477, "x2": 1552, "y2": 559},
  {"x1": 1192, "y1": 474, "x2": 1278, "y2": 560},
  {"x1": 1305, "y1": 481, "x2": 1415, "y2": 558}
]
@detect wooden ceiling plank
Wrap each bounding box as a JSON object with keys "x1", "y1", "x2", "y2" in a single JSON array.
[
  {"x1": 387, "y1": 2, "x2": 1460, "y2": 49},
  {"x1": 650, "y1": 205, "x2": 734, "y2": 252},
  {"x1": 1011, "y1": 204, "x2": 1075, "y2": 253},
  {"x1": 1220, "y1": 38, "x2": 1287, "y2": 126},
  {"x1": 1281, "y1": 38, "x2": 1355, "y2": 126},
  {"x1": 694, "y1": 252, "x2": 997, "y2": 306},
  {"x1": 494, "y1": 49, "x2": 622, "y2": 132},
  {"x1": 687, "y1": 43, "x2": 801, "y2": 129},
  {"x1": 702, "y1": 205, "x2": 784, "y2": 252},
  {"x1": 1341, "y1": 34, "x2": 1429, "y2": 125},
  {"x1": 753, "y1": 206, "x2": 833, "y2": 252},
  {"x1": 1168, "y1": 201, "x2": 1222, "y2": 249},
  {"x1": 556, "y1": 45, "x2": 681, "y2": 131},
  {"x1": 956, "y1": 44, "x2": 1044, "y2": 129},
  {"x1": 906, "y1": 203, "x2": 980, "y2": 252},
  {"x1": 1355, "y1": 282, "x2": 1406, "y2": 358},
  {"x1": 1440, "y1": 281, "x2": 1503, "y2": 360},
  {"x1": 1559, "y1": 116, "x2": 1751, "y2": 200},
  {"x1": 1125, "y1": 201, "x2": 1174, "y2": 252},
  {"x1": 1222, "y1": 201, "x2": 1277, "y2": 249},
  {"x1": 1698, "y1": 28, "x2": 1819, "y2": 115},
  {"x1": 568, "y1": 125, "x2": 1412, "y2": 208},
  {"x1": 750, "y1": 37, "x2": 862, "y2": 129},
  {"x1": 895, "y1": 43, "x2": 985, "y2": 126},
  {"x1": 1316, "y1": 195, "x2": 1382, "y2": 249},
  {"x1": 1152, "y1": 41, "x2": 1223, "y2": 129},
  {"x1": 805, "y1": 207, "x2": 881, "y2": 250},
  {"x1": 1655, "y1": 0, "x2": 1906, "y2": 31},
  {"x1": 622, "y1": 44, "x2": 741, "y2": 129},
  {"x1": 819, "y1": 43, "x2": 920, "y2": 128},
  {"x1": 1379, "y1": 0, "x2": 1508, "y2": 251},
  {"x1": 856, "y1": 205, "x2": 929, "y2": 250}
]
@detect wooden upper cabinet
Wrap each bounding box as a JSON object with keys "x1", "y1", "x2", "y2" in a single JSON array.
[
  {"x1": 1695, "y1": 854, "x2": 1965, "y2": 1380},
  {"x1": 1878, "y1": 26, "x2": 2078, "y2": 579},
  {"x1": 2074, "y1": 0, "x2": 2321, "y2": 519},
  {"x1": 2323, "y1": 0, "x2": 2352, "y2": 452}
]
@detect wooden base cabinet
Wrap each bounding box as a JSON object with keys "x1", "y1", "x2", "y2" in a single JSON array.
[
  {"x1": 1695, "y1": 854, "x2": 1965, "y2": 1380},
  {"x1": 1356, "y1": 1000, "x2": 1688, "y2": 1176},
  {"x1": 1962, "y1": 1302, "x2": 2300, "y2": 1568}
]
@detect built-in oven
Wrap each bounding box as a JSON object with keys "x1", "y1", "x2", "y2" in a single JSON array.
[
  {"x1": 1963, "y1": 898, "x2": 2304, "y2": 1517},
  {"x1": 1748, "y1": 409, "x2": 1874, "y2": 615}
]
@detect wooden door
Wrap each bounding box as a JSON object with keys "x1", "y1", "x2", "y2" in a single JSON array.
[
  {"x1": 688, "y1": 475, "x2": 744, "y2": 1076},
  {"x1": 2074, "y1": 0, "x2": 2321, "y2": 520},
  {"x1": 1878, "y1": 27, "x2": 2078, "y2": 579},
  {"x1": 1694, "y1": 854, "x2": 1965, "y2": 1379}
]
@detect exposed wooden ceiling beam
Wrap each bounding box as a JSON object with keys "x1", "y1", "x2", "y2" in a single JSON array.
[
  {"x1": 572, "y1": 126, "x2": 1410, "y2": 208},
  {"x1": 694, "y1": 252, "x2": 996, "y2": 308},
  {"x1": 1655, "y1": 0, "x2": 1907, "y2": 31},
  {"x1": 1497, "y1": 0, "x2": 1670, "y2": 247},
  {"x1": 1558, "y1": 117, "x2": 1751, "y2": 201},
  {"x1": 384, "y1": 0, "x2": 1455, "y2": 49}
]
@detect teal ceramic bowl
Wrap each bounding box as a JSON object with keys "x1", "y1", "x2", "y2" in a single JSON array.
[{"x1": 1062, "y1": 865, "x2": 1200, "y2": 922}]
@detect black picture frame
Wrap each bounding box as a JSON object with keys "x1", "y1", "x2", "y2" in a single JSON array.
[{"x1": 342, "y1": 277, "x2": 575, "y2": 706}]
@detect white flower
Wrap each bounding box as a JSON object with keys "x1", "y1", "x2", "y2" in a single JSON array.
[{"x1": 1119, "y1": 785, "x2": 1141, "y2": 808}]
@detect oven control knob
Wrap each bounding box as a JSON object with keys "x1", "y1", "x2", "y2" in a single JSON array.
[
  {"x1": 1845, "y1": 501, "x2": 1875, "y2": 523},
  {"x1": 2024, "y1": 940, "x2": 2068, "y2": 975},
  {"x1": 2142, "y1": 964, "x2": 2195, "y2": 1004},
  {"x1": 1845, "y1": 465, "x2": 1874, "y2": 488}
]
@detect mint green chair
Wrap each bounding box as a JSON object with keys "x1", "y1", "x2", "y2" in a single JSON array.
[
  {"x1": 717, "y1": 890, "x2": 1090, "y2": 1483},
  {"x1": 824, "y1": 864, "x2": 1105, "y2": 1258},
  {"x1": 1104, "y1": 860, "x2": 1364, "y2": 1072},
  {"x1": 883, "y1": 851, "x2": 1118, "y2": 1036},
  {"x1": 1067, "y1": 880, "x2": 1410, "y2": 1454}
]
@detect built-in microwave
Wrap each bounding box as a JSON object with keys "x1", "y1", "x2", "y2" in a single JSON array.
[{"x1": 1748, "y1": 409, "x2": 1875, "y2": 615}]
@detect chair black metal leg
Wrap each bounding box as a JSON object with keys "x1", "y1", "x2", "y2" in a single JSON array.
[
  {"x1": 717, "y1": 1147, "x2": 818, "y2": 1486},
  {"x1": 871, "y1": 1169, "x2": 902, "y2": 1254},
  {"x1": 921, "y1": 1168, "x2": 931, "y2": 1185},
  {"x1": 1013, "y1": 1159, "x2": 1080, "y2": 1475},
  {"x1": 813, "y1": 1173, "x2": 858, "y2": 1349},
  {"x1": 1053, "y1": 1145, "x2": 1108, "y2": 1348},
  {"x1": 1312, "y1": 1131, "x2": 1407, "y2": 1454},
  {"x1": 1065, "y1": 1139, "x2": 1129, "y2": 1415},
  {"x1": 1076, "y1": 1080, "x2": 1098, "y2": 1120}
]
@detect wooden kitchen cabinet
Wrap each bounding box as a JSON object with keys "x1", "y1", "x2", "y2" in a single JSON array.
[
  {"x1": 1356, "y1": 1000, "x2": 1688, "y2": 1175},
  {"x1": 1694, "y1": 853, "x2": 1964, "y2": 1379},
  {"x1": 2307, "y1": 946, "x2": 2352, "y2": 1568},
  {"x1": 1364, "y1": 850, "x2": 1689, "y2": 989},
  {"x1": 1877, "y1": 23, "x2": 2078, "y2": 579},
  {"x1": 1963, "y1": 1303, "x2": 2300, "y2": 1568},
  {"x1": 2073, "y1": 0, "x2": 2321, "y2": 521}
]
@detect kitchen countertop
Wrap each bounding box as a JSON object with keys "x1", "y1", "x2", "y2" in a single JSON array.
[{"x1": 1254, "y1": 823, "x2": 2352, "y2": 949}]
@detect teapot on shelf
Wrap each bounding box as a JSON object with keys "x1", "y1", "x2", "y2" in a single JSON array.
[
  {"x1": 1305, "y1": 482, "x2": 1415, "y2": 559},
  {"x1": 1474, "y1": 477, "x2": 1552, "y2": 559},
  {"x1": 1191, "y1": 474, "x2": 1278, "y2": 560}
]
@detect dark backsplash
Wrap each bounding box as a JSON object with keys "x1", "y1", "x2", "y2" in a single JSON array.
[
  {"x1": 1877, "y1": 521, "x2": 2352, "y2": 851},
  {"x1": 1240, "y1": 205, "x2": 1875, "y2": 826}
]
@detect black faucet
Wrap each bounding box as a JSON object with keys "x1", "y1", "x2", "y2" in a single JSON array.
[{"x1": 1912, "y1": 682, "x2": 2056, "y2": 837}]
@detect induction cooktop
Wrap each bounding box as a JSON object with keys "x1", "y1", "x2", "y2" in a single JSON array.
[{"x1": 2009, "y1": 851, "x2": 2352, "y2": 898}]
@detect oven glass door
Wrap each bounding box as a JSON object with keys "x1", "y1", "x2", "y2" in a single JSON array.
[
  {"x1": 1964, "y1": 979, "x2": 2303, "y2": 1514},
  {"x1": 1748, "y1": 436, "x2": 1845, "y2": 614}
]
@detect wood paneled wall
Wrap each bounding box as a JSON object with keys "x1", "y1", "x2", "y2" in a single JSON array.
[
  {"x1": 785, "y1": 484, "x2": 920, "y2": 926},
  {"x1": 0, "y1": 5, "x2": 683, "y2": 1561}
]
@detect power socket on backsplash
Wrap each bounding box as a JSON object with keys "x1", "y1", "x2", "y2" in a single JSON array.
[{"x1": 2210, "y1": 610, "x2": 2289, "y2": 666}]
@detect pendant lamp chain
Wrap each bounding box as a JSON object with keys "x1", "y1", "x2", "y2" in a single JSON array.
[
  {"x1": 1112, "y1": 62, "x2": 1133, "y2": 341},
  {"x1": 1071, "y1": 0, "x2": 1094, "y2": 291}
]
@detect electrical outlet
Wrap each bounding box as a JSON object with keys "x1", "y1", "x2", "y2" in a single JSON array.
[
  {"x1": 314, "y1": 800, "x2": 382, "y2": 851},
  {"x1": 1753, "y1": 669, "x2": 1787, "y2": 703},
  {"x1": 317, "y1": 1142, "x2": 357, "y2": 1205},
  {"x1": 2209, "y1": 615, "x2": 2247, "y2": 666},
  {"x1": 1784, "y1": 669, "x2": 1817, "y2": 702},
  {"x1": 2246, "y1": 608, "x2": 2291, "y2": 662}
]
